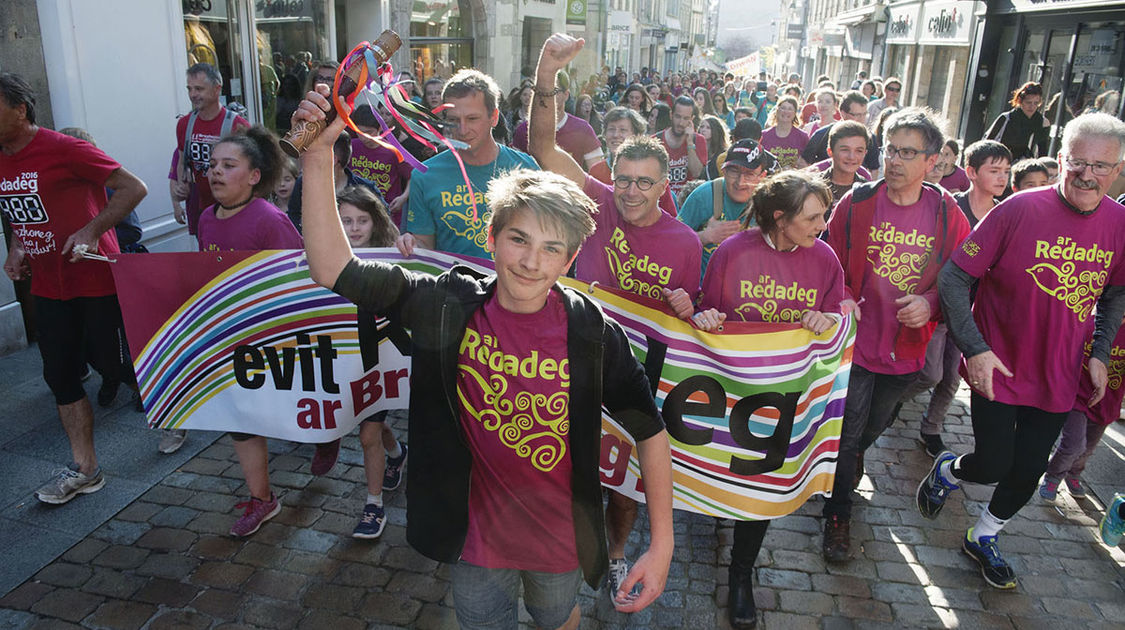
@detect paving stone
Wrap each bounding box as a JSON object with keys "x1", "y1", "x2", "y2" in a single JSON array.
[
  {"x1": 115, "y1": 502, "x2": 163, "y2": 523},
  {"x1": 382, "y1": 546, "x2": 440, "y2": 573},
  {"x1": 245, "y1": 569, "x2": 308, "y2": 601},
  {"x1": 33, "y1": 563, "x2": 92, "y2": 588},
  {"x1": 184, "y1": 491, "x2": 239, "y2": 513},
  {"x1": 302, "y1": 583, "x2": 364, "y2": 612},
  {"x1": 147, "y1": 610, "x2": 212, "y2": 630},
  {"x1": 29, "y1": 588, "x2": 104, "y2": 622},
  {"x1": 242, "y1": 596, "x2": 303, "y2": 629},
  {"x1": 135, "y1": 527, "x2": 196, "y2": 552},
  {"x1": 149, "y1": 505, "x2": 200, "y2": 528},
  {"x1": 90, "y1": 521, "x2": 151, "y2": 546},
  {"x1": 296, "y1": 610, "x2": 366, "y2": 630},
  {"x1": 190, "y1": 589, "x2": 245, "y2": 618},
  {"x1": 1040, "y1": 597, "x2": 1101, "y2": 620},
  {"x1": 83, "y1": 599, "x2": 158, "y2": 630},
  {"x1": 777, "y1": 589, "x2": 833, "y2": 615},
  {"x1": 836, "y1": 596, "x2": 893, "y2": 623},
  {"x1": 359, "y1": 592, "x2": 423, "y2": 626},
  {"x1": 0, "y1": 610, "x2": 35, "y2": 629},
  {"x1": 133, "y1": 552, "x2": 201, "y2": 580},
  {"x1": 284, "y1": 550, "x2": 342, "y2": 577},
  {"x1": 79, "y1": 569, "x2": 147, "y2": 599},
  {"x1": 140, "y1": 485, "x2": 194, "y2": 506},
  {"x1": 756, "y1": 568, "x2": 811, "y2": 591},
  {"x1": 0, "y1": 581, "x2": 55, "y2": 610},
  {"x1": 233, "y1": 541, "x2": 291, "y2": 569},
  {"x1": 91, "y1": 545, "x2": 149, "y2": 570},
  {"x1": 190, "y1": 561, "x2": 254, "y2": 589},
  {"x1": 761, "y1": 611, "x2": 820, "y2": 630},
  {"x1": 190, "y1": 535, "x2": 242, "y2": 559},
  {"x1": 386, "y1": 570, "x2": 449, "y2": 603},
  {"x1": 132, "y1": 578, "x2": 201, "y2": 607},
  {"x1": 412, "y1": 602, "x2": 458, "y2": 630}
]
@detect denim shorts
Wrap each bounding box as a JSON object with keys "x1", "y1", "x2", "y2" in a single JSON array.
[{"x1": 450, "y1": 560, "x2": 583, "y2": 630}]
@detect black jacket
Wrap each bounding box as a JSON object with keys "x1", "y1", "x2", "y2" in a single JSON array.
[
  {"x1": 333, "y1": 258, "x2": 664, "y2": 587},
  {"x1": 985, "y1": 107, "x2": 1049, "y2": 162}
]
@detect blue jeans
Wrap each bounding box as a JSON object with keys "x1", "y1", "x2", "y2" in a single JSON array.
[
  {"x1": 824, "y1": 364, "x2": 919, "y2": 519},
  {"x1": 450, "y1": 561, "x2": 583, "y2": 630}
]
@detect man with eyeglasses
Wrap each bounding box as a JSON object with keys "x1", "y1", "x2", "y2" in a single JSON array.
[
  {"x1": 916, "y1": 112, "x2": 1125, "y2": 590},
  {"x1": 802, "y1": 91, "x2": 879, "y2": 175},
  {"x1": 822, "y1": 108, "x2": 971, "y2": 564},
  {"x1": 677, "y1": 139, "x2": 777, "y2": 274},
  {"x1": 866, "y1": 77, "x2": 902, "y2": 129},
  {"x1": 530, "y1": 33, "x2": 702, "y2": 606},
  {"x1": 655, "y1": 96, "x2": 708, "y2": 199}
]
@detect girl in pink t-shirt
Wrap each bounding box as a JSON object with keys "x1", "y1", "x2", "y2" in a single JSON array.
[
  {"x1": 761, "y1": 96, "x2": 810, "y2": 170},
  {"x1": 197, "y1": 127, "x2": 308, "y2": 539},
  {"x1": 687, "y1": 171, "x2": 845, "y2": 629}
]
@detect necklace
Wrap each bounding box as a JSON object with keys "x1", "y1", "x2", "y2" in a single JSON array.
[{"x1": 219, "y1": 195, "x2": 254, "y2": 211}]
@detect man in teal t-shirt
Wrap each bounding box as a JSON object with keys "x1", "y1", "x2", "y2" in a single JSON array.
[
  {"x1": 400, "y1": 69, "x2": 539, "y2": 260},
  {"x1": 677, "y1": 139, "x2": 777, "y2": 275}
]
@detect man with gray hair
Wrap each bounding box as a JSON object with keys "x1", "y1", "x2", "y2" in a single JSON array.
[
  {"x1": 917, "y1": 112, "x2": 1125, "y2": 590},
  {"x1": 169, "y1": 62, "x2": 248, "y2": 238},
  {"x1": 822, "y1": 107, "x2": 971, "y2": 563}
]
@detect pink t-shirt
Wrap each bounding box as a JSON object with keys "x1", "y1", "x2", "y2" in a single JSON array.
[
  {"x1": 940, "y1": 166, "x2": 971, "y2": 193},
  {"x1": 577, "y1": 176, "x2": 702, "y2": 301},
  {"x1": 456, "y1": 290, "x2": 577, "y2": 572},
  {"x1": 656, "y1": 131, "x2": 708, "y2": 198},
  {"x1": 349, "y1": 139, "x2": 414, "y2": 204},
  {"x1": 952, "y1": 187, "x2": 1125, "y2": 412},
  {"x1": 761, "y1": 126, "x2": 810, "y2": 170},
  {"x1": 853, "y1": 186, "x2": 947, "y2": 375},
  {"x1": 513, "y1": 114, "x2": 603, "y2": 169},
  {"x1": 197, "y1": 198, "x2": 303, "y2": 251},
  {"x1": 700, "y1": 228, "x2": 845, "y2": 322},
  {"x1": 1074, "y1": 318, "x2": 1125, "y2": 425}
]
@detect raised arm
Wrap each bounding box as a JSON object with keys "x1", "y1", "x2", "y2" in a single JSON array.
[
  {"x1": 294, "y1": 86, "x2": 354, "y2": 288},
  {"x1": 528, "y1": 33, "x2": 586, "y2": 186},
  {"x1": 64, "y1": 167, "x2": 147, "y2": 262}
]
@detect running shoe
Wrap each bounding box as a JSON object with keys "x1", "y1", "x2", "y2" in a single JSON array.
[
  {"x1": 97, "y1": 379, "x2": 119, "y2": 407},
  {"x1": 35, "y1": 464, "x2": 106, "y2": 504},
  {"x1": 606, "y1": 558, "x2": 640, "y2": 599},
  {"x1": 230, "y1": 494, "x2": 281, "y2": 537},
  {"x1": 822, "y1": 514, "x2": 851, "y2": 563},
  {"x1": 919, "y1": 432, "x2": 947, "y2": 459},
  {"x1": 1038, "y1": 476, "x2": 1060, "y2": 501},
  {"x1": 158, "y1": 429, "x2": 187, "y2": 454},
  {"x1": 310, "y1": 438, "x2": 341, "y2": 475},
  {"x1": 352, "y1": 502, "x2": 386, "y2": 539},
  {"x1": 917, "y1": 451, "x2": 959, "y2": 519},
  {"x1": 962, "y1": 529, "x2": 1017, "y2": 589},
  {"x1": 383, "y1": 441, "x2": 408, "y2": 491},
  {"x1": 1099, "y1": 493, "x2": 1125, "y2": 547},
  {"x1": 1064, "y1": 477, "x2": 1086, "y2": 498}
]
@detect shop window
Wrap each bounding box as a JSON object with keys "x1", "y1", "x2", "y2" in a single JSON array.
[
  {"x1": 183, "y1": 1, "x2": 250, "y2": 112},
  {"x1": 254, "y1": 0, "x2": 333, "y2": 132},
  {"x1": 410, "y1": 0, "x2": 474, "y2": 84}
]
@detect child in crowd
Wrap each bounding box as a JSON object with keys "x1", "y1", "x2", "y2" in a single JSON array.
[
  {"x1": 1039, "y1": 314, "x2": 1125, "y2": 502},
  {"x1": 272, "y1": 157, "x2": 298, "y2": 210},
  {"x1": 335, "y1": 185, "x2": 408, "y2": 539},
  {"x1": 1010, "y1": 158, "x2": 1050, "y2": 192},
  {"x1": 195, "y1": 126, "x2": 306, "y2": 537},
  {"x1": 955, "y1": 140, "x2": 1012, "y2": 227}
]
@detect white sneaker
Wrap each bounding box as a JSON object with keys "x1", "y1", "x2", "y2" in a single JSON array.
[
  {"x1": 158, "y1": 429, "x2": 187, "y2": 454},
  {"x1": 36, "y1": 464, "x2": 105, "y2": 504}
]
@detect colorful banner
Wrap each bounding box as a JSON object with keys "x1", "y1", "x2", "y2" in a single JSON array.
[
  {"x1": 112, "y1": 250, "x2": 852, "y2": 519},
  {"x1": 726, "y1": 52, "x2": 761, "y2": 78}
]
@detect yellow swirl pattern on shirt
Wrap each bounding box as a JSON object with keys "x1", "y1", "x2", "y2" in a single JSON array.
[
  {"x1": 440, "y1": 208, "x2": 492, "y2": 250},
  {"x1": 1025, "y1": 261, "x2": 1106, "y2": 323},
  {"x1": 457, "y1": 365, "x2": 570, "y2": 472},
  {"x1": 604, "y1": 247, "x2": 665, "y2": 300},
  {"x1": 734, "y1": 300, "x2": 804, "y2": 323},
  {"x1": 866, "y1": 243, "x2": 929, "y2": 294}
]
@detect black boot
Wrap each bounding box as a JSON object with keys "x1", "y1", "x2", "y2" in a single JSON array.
[{"x1": 728, "y1": 564, "x2": 757, "y2": 629}]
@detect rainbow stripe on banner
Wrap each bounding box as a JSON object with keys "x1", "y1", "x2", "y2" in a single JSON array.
[{"x1": 114, "y1": 250, "x2": 851, "y2": 520}]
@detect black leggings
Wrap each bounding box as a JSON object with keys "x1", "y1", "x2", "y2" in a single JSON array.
[
  {"x1": 730, "y1": 519, "x2": 770, "y2": 572},
  {"x1": 952, "y1": 393, "x2": 1067, "y2": 520},
  {"x1": 36, "y1": 295, "x2": 135, "y2": 405}
]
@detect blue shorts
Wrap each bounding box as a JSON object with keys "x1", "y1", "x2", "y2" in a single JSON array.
[{"x1": 450, "y1": 561, "x2": 583, "y2": 630}]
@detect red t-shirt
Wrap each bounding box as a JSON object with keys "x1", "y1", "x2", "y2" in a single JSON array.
[
  {"x1": 761, "y1": 127, "x2": 810, "y2": 170},
  {"x1": 173, "y1": 108, "x2": 250, "y2": 234},
  {"x1": 589, "y1": 160, "x2": 677, "y2": 215},
  {"x1": 700, "y1": 228, "x2": 845, "y2": 322},
  {"x1": 457, "y1": 290, "x2": 577, "y2": 571},
  {"x1": 952, "y1": 187, "x2": 1125, "y2": 412},
  {"x1": 197, "y1": 198, "x2": 303, "y2": 251},
  {"x1": 576, "y1": 176, "x2": 702, "y2": 302},
  {"x1": 851, "y1": 186, "x2": 947, "y2": 375},
  {"x1": 655, "y1": 130, "x2": 708, "y2": 199},
  {"x1": 513, "y1": 114, "x2": 603, "y2": 170},
  {"x1": 349, "y1": 138, "x2": 414, "y2": 206},
  {"x1": 0, "y1": 128, "x2": 121, "y2": 299}
]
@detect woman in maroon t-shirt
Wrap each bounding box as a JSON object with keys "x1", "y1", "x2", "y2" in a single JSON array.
[{"x1": 688, "y1": 171, "x2": 845, "y2": 630}]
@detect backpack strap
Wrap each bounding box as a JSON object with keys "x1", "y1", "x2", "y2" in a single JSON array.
[
  {"x1": 181, "y1": 110, "x2": 199, "y2": 177},
  {"x1": 711, "y1": 178, "x2": 725, "y2": 220},
  {"x1": 219, "y1": 107, "x2": 237, "y2": 138}
]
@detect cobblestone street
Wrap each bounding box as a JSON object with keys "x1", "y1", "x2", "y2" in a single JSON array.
[{"x1": 1, "y1": 344, "x2": 1123, "y2": 629}]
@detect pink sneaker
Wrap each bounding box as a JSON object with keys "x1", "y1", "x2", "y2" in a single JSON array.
[
  {"x1": 310, "y1": 439, "x2": 341, "y2": 476},
  {"x1": 230, "y1": 494, "x2": 281, "y2": 537},
  {"x1": 1065, "y1": 477, "x2": 1087, "y2": 497}
]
